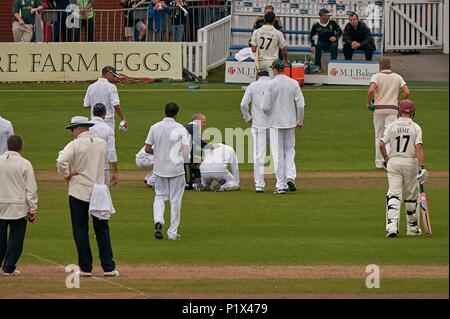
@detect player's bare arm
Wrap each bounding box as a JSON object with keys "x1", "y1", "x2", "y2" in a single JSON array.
[
  {"x1": 379, "y1": 140, "x2": 389, "y2": 163},
  {"x1": 401, "y1": 85, "x2": 410, "y2": 99},
  {"x1": 114, "y1": 104, "x2": 128, "y2": 129},
  {"x1": 415, "y1": 143, "x2": 425, "y2": 168},
  {"x1": 367, "y1": 82, "x2": 377, "y2": 106},
  {"x1": 110, "y1": 162, "x2": 118, "y2": 187},
  {"x1": 281, "y1": 46, "x2": 288, "y2": 63}
]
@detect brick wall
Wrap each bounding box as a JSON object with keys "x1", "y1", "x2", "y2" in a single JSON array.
[{"x1": 1, "y1": 0, "x2": 123, "y2": 42}]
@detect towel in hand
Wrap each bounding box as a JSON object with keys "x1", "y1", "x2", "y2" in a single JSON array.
[
  {"x1": 235, "y1": 47, "x2": 255, "y2": 62},
  {"x1": 89, "y1": 184, "x2": 116, "y2": 220}
]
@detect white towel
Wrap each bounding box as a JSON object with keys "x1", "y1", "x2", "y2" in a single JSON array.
[
  {"x1": 235, "y1": 47, "x2": 255, "y2": 62},
  {"x1": 89, "y1": 184, "x2": 116, "y2": 220}
]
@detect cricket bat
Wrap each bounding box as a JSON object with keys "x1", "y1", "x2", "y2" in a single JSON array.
[{"x1": 419, "y1": 183, "x2": 432, "y2": 236}]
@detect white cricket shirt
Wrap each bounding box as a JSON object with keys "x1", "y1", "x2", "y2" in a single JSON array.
[
  {"x1": 381, "y1": 117, "x2": 423, "y2": 159},
  {"x1": 0, "y1": 116, "x2": 14, "y2": 155},
  {"x1": 200, "y1": 144, "x2": 240, "y2": 185},
  {"x1": 89, "y1": 116, "x2": 117, "y2": 170},
  {"x1": 145, "y1": 118, "x2": 190, "y2": 178},
  {"x1": 250, "y1": 25, "x2": 287, "y2": 62},
  {"x1": 240, "y1": 76, "x2": 271, "y2": 129},
  {"x1": 261, "y1": 74, "x2": 305, "y2": 129},
  {"x1": 0, "y1": 151, "x2": 38, "y2": 219},
  {"x1": 370, "y1": 70, "x2": 407, "y2": 115},
  {"x1": 83, "y1": 78, "x2": 121, "y2": 130}
]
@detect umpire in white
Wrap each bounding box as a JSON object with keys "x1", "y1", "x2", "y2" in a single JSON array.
[
  {"x1": 240, "y1": 70, "x2": 271, "y2": 193},
  {"x1": 0, "y1": 115, "x2": 14, "y2": 155},
  {"x1": 57, "y1": 116, "x2": 118, "y2": 277},
  {"x1": 0, "y1": 135, "x2": 38, "y2": 276},
  {"x1": 145, "y1": 103, "x2": 190, "y2": 240},
  {"x1": 262, "y1": 60, "x2": 305, "y2": 194}
]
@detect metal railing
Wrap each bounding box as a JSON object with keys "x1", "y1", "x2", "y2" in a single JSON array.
[{"x1": 35, "y1": 2, "x2": 230, "y2": 43}]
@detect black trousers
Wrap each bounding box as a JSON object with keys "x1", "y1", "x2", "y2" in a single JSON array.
[
  {"x1": 69, "y1": 196, "x2": 115, "y2": 273},
  {"x1": 67, "y1": 18, "x2": 94, "y2": 42},
  {"x1": 184, "y1": 163, "x2": 201, "y2": 189},
  {"x1": 0, "y1": 218, "x2": 27, "y2": 274},
  {"x1": 343, "y1": 43, "x2": 374, "y2": 61}
]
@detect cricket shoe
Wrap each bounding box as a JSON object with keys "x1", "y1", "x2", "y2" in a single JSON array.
[
  {"x1": 79, "y1": 271, "x2": 92, "y2": 277},
  {"x1": 104, "y1": 270, "x2": 120, "y2": 277},
  {"x1": 273, "y1": 188, "x2": 287, "y2": 194},
  {"x1": 255, "y1": 187, "x2": 265, "y2": 193},
  {"x1": 287, "y1": 179, "x2": 297, "y2": 192},
  {"x1": 385, "y1": 220, "x2": 398, "y2": 238},
  {"x1": 406, "y1": 224, "x2": 422, "y2": 237},
  {"x1": 3, "y1": 270, "x2": 20, "y2": 276},
  {"x1": 154, "y1": 222, "x2": 163, "y2": 240},
  {"x1": 168, "y1": 234, "x2": 181, "y2": 241}
]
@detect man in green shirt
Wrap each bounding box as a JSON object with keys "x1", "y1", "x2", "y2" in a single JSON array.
[
  {"x1": 12, "y1": 0, "x2": 43, "y2": 42},
  {"x1": 67, "y1": 0, "x2": 95, "y2": 42}
]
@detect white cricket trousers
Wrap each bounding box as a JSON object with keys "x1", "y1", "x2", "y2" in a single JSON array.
[
  {"x1": 386, "y1": 157, "x2": 420, "y2": 228},
  {"x1": 270, "y1": 128, "x2": 296, "y2": 190},
  {"x1": 153, "y1": 175, "x2": 185, "y2": 237},
  {"x1": 251, "y1": 127, "x2": 270, "y2": 188},
  {"x1": 374, "y1": 114, "x2": 397, "y2": 166},
  {"x1": 201, "y1": 171, "x2": 239, "y2": 191},
  {"x1": 136, "y1": 155, "x2": 155, "y2": 185}
]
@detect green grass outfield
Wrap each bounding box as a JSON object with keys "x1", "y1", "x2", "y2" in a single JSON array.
[{"x1": 0, "y1": 82, "x2": 448, "y2": 298}]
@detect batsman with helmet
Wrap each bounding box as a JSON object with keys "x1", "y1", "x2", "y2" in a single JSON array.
[{"x1": 379, "y1": 99, "x2": 428, "y2": 238}]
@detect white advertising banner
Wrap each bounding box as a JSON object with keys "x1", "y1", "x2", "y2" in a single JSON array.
[
  {"x1": 225, "y1": 60, "x2": 257, "y2": 84},
  {"x1": 327, "y1": 61, "x2": 379, "y2": 85},
  {"x1": 0, "y1": 42, "x2": 182, "y2": 82}
]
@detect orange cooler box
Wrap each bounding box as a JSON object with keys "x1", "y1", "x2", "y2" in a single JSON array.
[{"x1": 284, "y1": 63, "x2": 305, "y2": 86}]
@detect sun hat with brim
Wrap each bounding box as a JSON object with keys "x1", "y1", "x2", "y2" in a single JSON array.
[{"x1": 65, "y1": 116, "x2": 95, "y2": 130}]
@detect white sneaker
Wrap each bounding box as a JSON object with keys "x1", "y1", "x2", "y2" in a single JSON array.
[
  {"x1": 104, "y1": 270, "x2": 120, "y2": 277},
  {"x1": 79, "y1": 271, "x2": 92, "y2": 277},
  {"x1": 386, "y1": 220, "x2": 398, "y2": 238},
  {"x1": 3, "y1": 270, "x2": 20, "y2": 276},
  {"x1": 255, "y1": 187, "x2": 265, "y2": 193},
  {"x1": 273, "y1": 188, "x2": 287, "y2": 194},
  {"x1": 407, "y1": 226, "x2": 422, "y2": 237},
  {"x1": 168, "y1": 234, "x2": 181, "y2": 240}
]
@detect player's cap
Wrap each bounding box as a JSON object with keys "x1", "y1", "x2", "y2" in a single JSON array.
[
  {"x1": 93, "y1": 103, "x2": 107, "y2": 115},
  {"x1": 319, "y1": 8, "x2": 332, "y2": 16},
  {"x1": 65, "y1": 116, "x2": 95, "y2": 130},
  {"x1": 257, "y1": 70, "x2": 270, "y2": 77},
  {"x1": 398, "y1": 99, "x2": 416, "y2": 114},
  {"x1": 102, "y1": 66, "x2": 120, "y2": 77},
  {"x1": 271, "y1": 60, "x2": 286, "y2": 70}
]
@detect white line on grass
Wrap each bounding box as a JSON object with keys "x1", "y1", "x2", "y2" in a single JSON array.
[{"x1": 28, "y1": 253, "x2": 150, "y2": 298}]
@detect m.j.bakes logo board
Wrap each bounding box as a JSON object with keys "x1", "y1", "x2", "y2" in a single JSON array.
[
  {"x1": 328, "y1": 62, "x2": 379, "y2": 85},
  {"x1": 225, "y1": 61, "x2": 257, "y2": 84},
  {"x1": 0, "y1": 43, "x2": 182, "y2": 82}
]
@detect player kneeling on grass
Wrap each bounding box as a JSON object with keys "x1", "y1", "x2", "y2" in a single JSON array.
[
  {"x1": 379, "y1": 99, "x2": 428, "y2": 238},
  {"x1": 0, "y1": 135, "x2": 38, "y2": 276},
  {"x1": 199, "y1": 143, "x2": 240, "y2": 192},
  {"x1": 136, "y1": 146, "x2": 156, "y2": 187}
]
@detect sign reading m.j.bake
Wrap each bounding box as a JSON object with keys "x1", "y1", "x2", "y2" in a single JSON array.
[
  {"x1": 327, "y1": 61, "x2": 379, "y2": 85},
  {"x1": 0, "y1": 42, "x2": 182, "y2": 82}
]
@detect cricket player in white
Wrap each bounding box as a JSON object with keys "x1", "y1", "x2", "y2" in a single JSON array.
[
  {"x1": 145, "y1": 102, "x2": 190, "y2": 240},
  {"x1": 89, "y1": 103, "x2": 118, "y2": 187},
  {"x1": 84, "y1": 66, "x2": 128, "y2": 132},
  {"x1": 200, "y1": 143, "x2": 240, "y2": 192},
  {"x1": 379, "y1": 99, "x2": 428, "y2": 238},
  {"x1": 262, "y1": 60, "x2": 305, "y2": 194},
  {"x1": 368, "y1": 58, "x2": 409, "y2": 169},
  {"x1": 250, "y1": 11, "x2": 288, "y2": 72},
  {"x1": 135, "y1": 146, "x2": 155, "y2": 186},
  {"x1": 0, "y1": 115, "x2": 14, "y2": 155},
  {"x1": 240, "y1": 70, "x2": 271, "y2": 193}
]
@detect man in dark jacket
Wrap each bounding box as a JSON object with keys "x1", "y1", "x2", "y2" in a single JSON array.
[
  {"x1": 309, "y1": 8, "x2": 342, "y2": 72},
  {"x1": 184, "y1": 113, "x2": 209, "y2": 190},
  {"x1": 343, "y1": 12, "x2": 376, "y2": 61}
]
